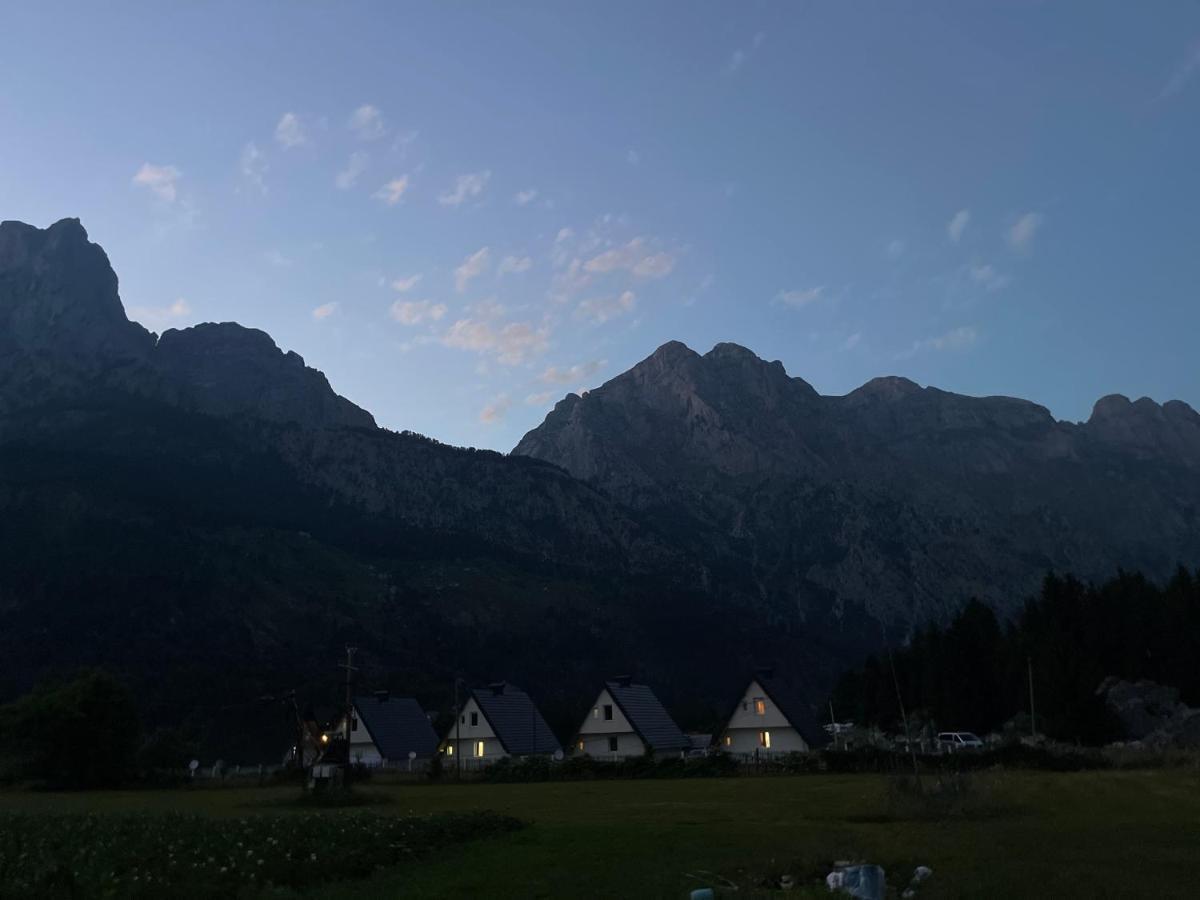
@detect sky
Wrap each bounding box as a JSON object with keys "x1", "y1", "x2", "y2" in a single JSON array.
[{"x1": 2, "y1": 1, "x2": 1198, "y2": 451}]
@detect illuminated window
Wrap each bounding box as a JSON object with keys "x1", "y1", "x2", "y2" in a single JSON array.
[
  {"x1": 753, "y1": 697, "x2": 766, "y2": 716},
  {"x1": 758, "y1": 730, "x2": 771, "y2": 749},
  {"x1": 608, "y1": 736, "x2": 619, "y2": 752},
  {"x1": 723, "y1": 735, "x2": 732, "y2": 747},
  {"x1": 603, "y1": 704, "x2": 613, "y2": 721},
  {"x1": 577, "y1": 739, "x2": 584, "y2": 751},
  {"x1": 446, "y1": 744, "x2": 454, "y2": 756},
  {"x1": 474, "y1": 740, "x2": 485, "y2": 758},
  {"x1": 470, "y1": 711, "x2": 479, "y2": 726}
]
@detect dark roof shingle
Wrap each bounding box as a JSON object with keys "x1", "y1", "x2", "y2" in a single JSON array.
[
  {"x1": 473, "y1": 683, "x2": 560, "y2": 756},
  {"x1": 605, "y1": 680, "x2": 690, "y2": 753},
  {"x1": 354, "y1": 696, "x2": 440, "y2": 760}
]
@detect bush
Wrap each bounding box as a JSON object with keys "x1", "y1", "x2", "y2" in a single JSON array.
[
  {"x1": 885, "y1": 770, "x2": 1002, "y2": 821},
  {"x1": 0, "y1": 670, "x2": 140, "y2": 789}
]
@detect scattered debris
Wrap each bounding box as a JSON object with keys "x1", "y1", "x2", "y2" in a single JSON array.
[
  {"x1": 902, "y1": 866, "x2": 934, "y2": 897},
  {"x1": 826, "y1": 863, "x2": 886, "y2": 899}
]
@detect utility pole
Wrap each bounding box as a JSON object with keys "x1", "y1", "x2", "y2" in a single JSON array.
[
  {"x1": 1027, "y1": 656, "x2": 1037, "y2": 740},
  {"x1": 340, "y1": 646, "x2": 358, "y2": 784},
  {"x1": 828, "y1": 700, "x2": 838, "y2": 751},
  {"x1": 885, "y1": 637, "x2": 921, "y2": 789}
]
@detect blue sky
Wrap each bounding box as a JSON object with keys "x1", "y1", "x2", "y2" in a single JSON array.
[{"x1": 2, "y1": 2, "x2": 1198, "y2": 450}]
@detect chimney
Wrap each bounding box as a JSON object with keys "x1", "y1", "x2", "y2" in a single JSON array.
[
  {"x1": 488, "y1": 681, "x2": 507, "y2": 696},
  {"x1": 613, "y1": 675, "x2": 633, "y2": 688}
]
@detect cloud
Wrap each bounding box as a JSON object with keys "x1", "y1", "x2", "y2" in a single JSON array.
[
  {"x1": 843, "y1": 332, "x2": 862, "y2": 351},
  {"x1": 439, "y1": 170, "x2": 491, "y2": 207},
  {"x1": 389, "y1": 299, "x2": 447, "y2": 325},
  {"x1": 390, "y1": 274, "x2": 422, "y2": 293},
  {"x1": 132, "y1": 163, "x2": 181, "y2": 202},
  {"x1": 311, "y1": 302, "x2": 338, "y2": 321},
  {"x1": 886, "y1": 239, "x2": 906, "y2": 260},
  {"x1": 442, "y1": 317, "x2": 549, "y2": 365},
  {"x1": 525, "y1": 391, "x2": 555, "y2": 407},
  {"x1": 583, "y1": 238, "x2": 675, "y2": 278},
  {"x1": 968, "y1": 263, "x2": 1010, "y2": 292},
  {"x1": 577, "y1": 290, "x2": 636, "y2": 324},
  {"x1": 455, "y1": 247, "x2": 491, "y2": 292},
  {"x1": 726, "y1": 31, "x2": 766, "y2": 74},
  {"x1": 127, "y1": 296, "x2": 192, "y2": 331},
  {"x1": 775, "y1": 286, "x2": 824, "y2": 309},
  {"x1": 1007, "y1": 212, "x2": 1043, "y2": 251},
  {"x1": 1162, "y1": 39, "x2": 1200, "y2": 98},
  {"x1": 514, "y1": 188, "x2": 538, "y2": 206},
  {"x1": 948, "y1": 209, "x2": 970, "y2": 243},
  {"x1": 497, "y1": 255, "x2": 533, "y2": 277},
  {"x1": 900, "y1": 325, "x2": 978, "y2": 358},
  {"x1": 479, "y1": 394, "x2": 512, "y2": 424},
  {"x1": 240, "y1": 142, "x2": 267, "y2": 194},
  {"x1": 274, "y1": 112, "x2": 306, "y2": 149},
  {"x1": 349, "y1": 104, "x2": 385, "y2": 140},
  {"x1": 374, "y1": 176, "x2": 410, "y2": 205},
  {"x1": 264, "y1": 249, "x2": 292, "y2": 267},
  {"x1": 538, "y1": 360, "x2": 604, "y2": 384},
  {"x1": 335, "y1": 152, "x2": 368, "y2": 189},
  {"x1": 626, "y1": 149, "x2": 640, "y2": 166}
]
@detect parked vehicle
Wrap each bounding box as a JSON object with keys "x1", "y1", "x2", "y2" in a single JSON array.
[{"x1": 937, "y1": 731, "x2": 984, "y2": 753}]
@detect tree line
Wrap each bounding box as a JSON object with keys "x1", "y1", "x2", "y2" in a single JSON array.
[{"x1": 831, "y1": 568, "x2": 1200, "y2": 744}]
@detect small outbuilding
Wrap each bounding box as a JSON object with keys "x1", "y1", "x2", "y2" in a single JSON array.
[
  {"x1": 340, "y1": 693, "x2": 440, "y2": 767},
  {"x1": 573, "y1": 676, "x2": 691, "y2": 759},
  {"x1": 718, "y1": 668, "x2": 829, "y2": 756},
  {"x1": 441, "y1": 682, "x2": 560, "y2": 766}
]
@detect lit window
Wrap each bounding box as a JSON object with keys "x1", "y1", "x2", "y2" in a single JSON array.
[
  {"x1": 592, "y1": 707, "x2": 599, "y2": 719},
  {"x1": 446, "y1": 744, "x2": 454, "y2": 756},
  {"x1": 577, "y1": 739, "x2": 584, "y2": 751},
  {"x1": 753, "y1": 698, "x2": 766, "y2": 716},
  {"x1": 723, "y1": 735, "x2": 732, "y2": 747},
  {"x1": 474, "y1": 740, "x2": 485, "y2": 758},
  {"x1": 470, "y1": 711, "x2": 479, "y2": 726},
  {"x1": 758, "y1": 730, "x2": 771, "y2": 749},
  {"x1": 603, "y1": 704, "x2": 613, "y2": 721}
]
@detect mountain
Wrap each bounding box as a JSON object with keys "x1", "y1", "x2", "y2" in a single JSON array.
[
  {"x1": 515, "y1": 341, "x2": 1200, "y2": 627},
  {"x1": 0, "y1": 219, "x2": 816, "y2": 756}
]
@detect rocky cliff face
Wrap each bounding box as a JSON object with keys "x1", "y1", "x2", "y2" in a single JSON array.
[{"x1": 515, "y1": 342, "x2": 1200, "y2": 625}]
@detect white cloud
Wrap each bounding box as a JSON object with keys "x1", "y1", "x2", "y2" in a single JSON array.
[
  {"x1": 583, "y1": 237, "x2": 675, "y2": 278},
  {"x1": 132, "y1": 163, "x2": 181, "y2": 202},
  {"x1": 349, "y1": 104, "x2": 385, "y2": 140},
  {"x1": 455, "y1": 246, "x2": 491, "y2": 292},
  {"x1": 479, "y1": 394, "x2": 512, "y2": 424},
  {"x1": 900, "y1": 325, "x2": 978, "y2": 359},
  {"x1": 127, "y1": 296, "x2": 192, "y2": 331},
  {"x1": 626, "y1": 149, "x2": 640, "y2": 166},
  {"x1": 1007, "y1": 212, "x2": 1043, "y2": 251},
  {"x1": 525, "y1": 391, "x2": 555, "y2": 407},
  {"x1": 514, "y1": 188, "x2": 538, "y2": 206},
  {"x1": 1162, "y1": 39, "x2": 1200, "y2": 98},
  {"x1": 538, "y1": 360, "x2": 604, "y2": 384},
  {"x1": 390, "y1": 273, "x2": 422, "y2": 293},
  {"x1": 776, "y1": 286, "x2": 824, "y2": 309},
  {"x1": 335, "y1": 152, "x2": 368, "y2": 189},
  {"x1": 240, "y1": 142, "x2": 267, "y2": 194},
  {"x1": 274, "y1": 112, "x2": 306, "y2": 149},
  {"x1": 264, "y1": 249, "x2": 292, "y2": 267},
  {"x1": 311, "y1": 302, "x2": 338, "y2": 321},
  {"x1": 374, "y1": 176, "x2": 410, "y2": 206},
  {"x1": 725, "y1": 31, "x2": 766, "y2": 74},
  {"x1": 968, "y1": 263, "x2": 1010, "y2": 292},
  {"x1": 577, "y1": 290, "x2": 636, "y2": 324},
  {"x1": 843, "y1": 332, "x2": 862, "y2": 351},
  {"x1": 439, "y1": 170, "x2": 491, "y2": 207},
  {"x1": 442, "y1": 318, "x2": 549, "y2": 365},
  {"x1": 948, "y1": 209, "x2": 970, "y2": 243},
  {"x1": 389, "y1": 299, "x2": 447, "y2": 325},
  {"x1": 886, "y1": 239, "x2": 906, "y2": 260},
  {"x1": 497, "y1": 255, "x2": 533, "y2": 277}
]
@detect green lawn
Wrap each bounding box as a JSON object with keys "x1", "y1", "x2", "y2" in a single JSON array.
[{"x1": 3, "y1": 769, "x2": 1199, "y2": 898}]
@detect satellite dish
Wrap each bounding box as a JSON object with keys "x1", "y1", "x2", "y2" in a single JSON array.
[
  {"x1": 408, "y1": 751, "x2": 417, "y2": 760},
  {"x1": 188, "y1": 759, "x2": 200, "y2": 771},
  {"x1": 553, "y1": 749, "x2": 564, "y2": 761}
]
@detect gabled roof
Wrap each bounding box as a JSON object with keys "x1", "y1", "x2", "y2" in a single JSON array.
[
  {"x1": 353, "y1": 696, "x2": 440, "y2": 760},
  {"x1": 729, "y1": 669, "x2": 830, "y2": 749},
  {"x1": 604, "y1": 679, "x2": 691, "y2": 753},
  {"x1": 472, "y1": 683, "x2": 560, "y2": 755}
]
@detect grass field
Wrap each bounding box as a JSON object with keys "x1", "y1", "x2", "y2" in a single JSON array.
[{"x1": 3, "y1": 769, "x2": 1199, "y2": 898}]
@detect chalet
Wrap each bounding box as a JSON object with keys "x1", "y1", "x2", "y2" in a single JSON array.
[
  {"x1": 717, "y1": 668, "x2": 829, "y2": 756},
  {"x1": 441, "y1": 682, "x2": 560, "y2": 765},
  {"x1": 573, "y1": 677, "x2": 691, "y2": 759},
  {"x1": 338, "y1": 693, "x2": 439, "y2": 767}
]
